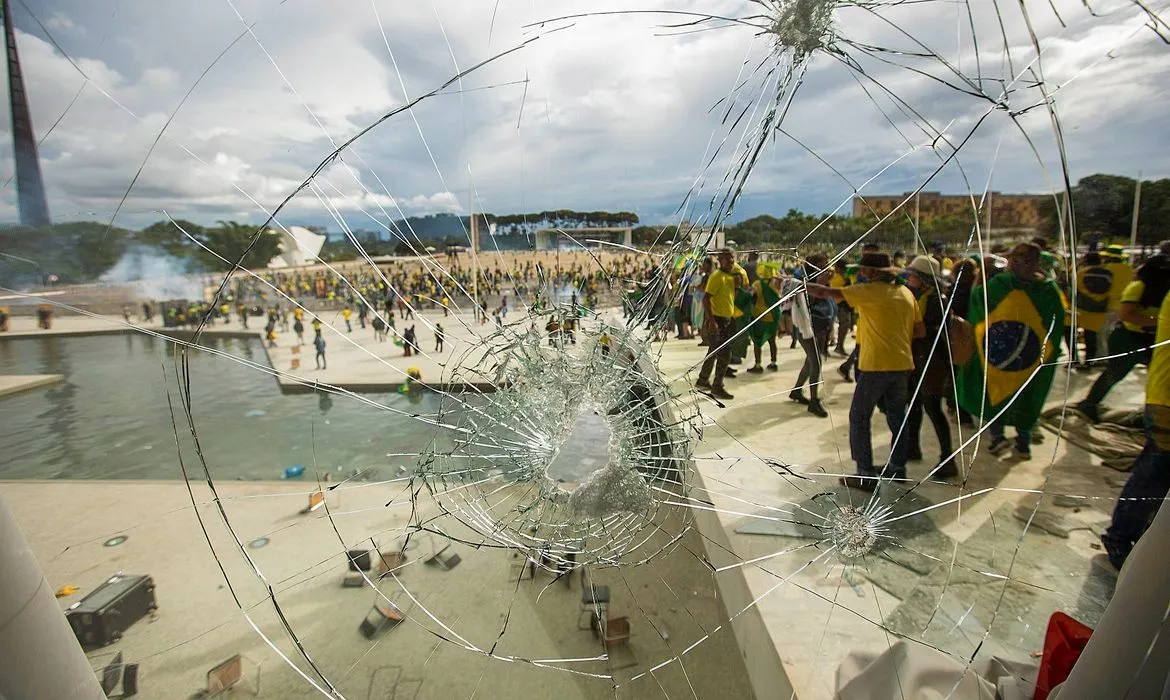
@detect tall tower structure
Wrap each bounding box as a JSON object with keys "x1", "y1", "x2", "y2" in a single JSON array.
[{"x1": 2, "y1": 0, "x2": 50, "y2": 227}]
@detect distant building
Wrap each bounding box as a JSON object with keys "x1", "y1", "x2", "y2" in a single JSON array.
[
  {"x1": 267, "y1": 226, "x2": 326, "y2": 268},
  {"x1": 679, "y1": 221, "x2": 724, "y2": 251},
  {"x1": 852, "y1": 192, "x2": 1048, "y2": 230},
  {"x1": 533, "y1": 227, "x2": 632, "y2": 250}
]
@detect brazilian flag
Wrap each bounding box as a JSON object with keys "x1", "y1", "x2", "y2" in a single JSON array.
[
  {"x1": 731, "y1": 285, "x2": 754, "y2": 360},
  {"x1": 958, "y1": 274, "x2": 1066, "y2": 430},
  {"x1": 748, "y1": 280, "x2": 781, "y2": 346},
  {"x1": 1074, "y1": 265, "x2": 1112, "y2": 333}
]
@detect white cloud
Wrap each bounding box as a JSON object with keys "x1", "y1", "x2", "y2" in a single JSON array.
[
  {"x1": 45, "y1": 11, "x2": 82, "y2": 35},
  {"x1": 3, "y1": 0, "x2": 1169, "y2": 231}
]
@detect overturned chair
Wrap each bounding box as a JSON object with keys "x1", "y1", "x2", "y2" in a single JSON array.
[
  {"x1": 422, "y1": 532, "x2": 461, "y2": 571},
  {"x1": 202, "y1": 654, "x2": 260, "y2": 697}
]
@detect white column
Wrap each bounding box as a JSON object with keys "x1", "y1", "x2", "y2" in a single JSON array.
[{"x1": 0, "y1": 496, "x2": 104, "y2": 699}]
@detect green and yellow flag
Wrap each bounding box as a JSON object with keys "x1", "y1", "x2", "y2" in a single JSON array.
[
  {"x1": 958, "y1": 274, "x2": 1065, "y2": 430},
  {"x1": 1074, "y1": 265, "x2": 1113, "y2": 333}
]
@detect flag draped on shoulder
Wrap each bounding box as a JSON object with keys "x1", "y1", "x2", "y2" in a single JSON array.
[{"x1": 958, "y1": 274, "x2": 1066, "y2": 429}]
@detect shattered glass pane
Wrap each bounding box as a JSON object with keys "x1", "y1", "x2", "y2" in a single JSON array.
[{"x1": 1, "y1": 0, "x2": 1168, "y2": 698}]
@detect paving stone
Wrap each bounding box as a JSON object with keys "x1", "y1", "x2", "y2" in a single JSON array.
[
  {"x1": 1013, "y1": 504, "x2": 1072, "y2": 538},
  {"x1": 883, "y1": 504, "x2": 1115, "y2": 662}
]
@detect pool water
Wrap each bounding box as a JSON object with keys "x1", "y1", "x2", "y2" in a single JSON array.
[{"x1": 0, "y1": 334, "x2": 454, "y2": 481}]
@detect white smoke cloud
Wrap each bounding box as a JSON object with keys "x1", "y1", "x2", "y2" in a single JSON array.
[{"x1": 99, "y1": 246, "x2": 206, "y2": 300}]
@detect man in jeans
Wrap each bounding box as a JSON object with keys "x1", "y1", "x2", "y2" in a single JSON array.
[
  {"x1": 696, "y1": 248, "x2": 744, "y2": 401},
  {"x1": 1100, "y1": 290, "x2": 1170, "y2": 570},
  {"x1": 809, "y1": 251, "x2": 923, "y2": 490}
]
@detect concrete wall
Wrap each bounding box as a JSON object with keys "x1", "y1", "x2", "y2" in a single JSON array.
[{"x1": 691, "y1": 469, "x2": 795, "y2": 700}]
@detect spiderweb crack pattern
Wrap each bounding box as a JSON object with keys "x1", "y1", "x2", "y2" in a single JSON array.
[{"x1": 4, "y1": 0, "x2": 1169, "y2": 697}]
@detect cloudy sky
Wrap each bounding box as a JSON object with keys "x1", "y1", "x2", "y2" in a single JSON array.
[{"x1": 5, "y1": 0, "x2": 1170, "y2": 231}]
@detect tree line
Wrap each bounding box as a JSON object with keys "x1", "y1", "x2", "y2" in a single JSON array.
[
  {"x1": 0, "y1": 219, "x2": 280, "y2": 287},
  {"x1": 2, "y1": 173, "x2": 1161, "y2": 286},
  {"x1": 1037, "y1": 173, "x2": 1169, "y2": 248}
]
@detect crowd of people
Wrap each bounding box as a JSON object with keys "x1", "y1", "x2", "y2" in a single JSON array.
[
  {"x1": 208, "y1": 251, "x2": 659, "y2": 320},
  {"x1": 663, "y1": 239, "x2": 1169, "y2": 570}
]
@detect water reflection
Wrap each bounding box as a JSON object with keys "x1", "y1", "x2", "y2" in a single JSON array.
[{"x1": 0, "y1": 333, "x2": 461, "y2": 480}]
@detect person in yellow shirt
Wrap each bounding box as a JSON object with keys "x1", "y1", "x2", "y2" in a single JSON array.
[
  {"x1": 808, "y1": 251, "x2": 924, "y2": 489},
  {"x1": 1075, "y1": 254, "x2": 1169, "y2": 423},
  {"x1": 1100, "y1": 287, "x2": 1170, "y2": 569},
  {"x1": 696, "y1": 249, "x2": 741, "y2": 401}
]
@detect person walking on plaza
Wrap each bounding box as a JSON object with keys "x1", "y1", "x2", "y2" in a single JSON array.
[
  {"x1": 729, "y1": 254, "x2": 753, "y2": 366},
  {"x1": 311, "y1": 316, "x2": 322, "y2": 338},
  {"x1": 830, "y1": 259, "x2": 852, "y2": 356},
  {"x1": 403, "y1": 325, "x2": 417, "y2": 357},
  {"x1": 787, "y1": 257, "x2": 832, "y2": 418},
  {"x1": 958, "y1": 243, "x2": 1065, "y2": 460},
  {"x1": 901, "y1": 255, "x2": 958, "y2": 479},
  {"x1": 1100, "y1": 288, "x2": 1170, "y2": 570},
  {"x1": 746, "y1": 266, "x2": 781, "y2": 374},
  {"x1": 808, "y1": 250, "x2": 923, "y2": 489},
  {"x1": 695, "y1": 248, "x2": 742, "y2": 401},
  {"x1": 293, "y1": 316, "x2": 305, "y2": 346},
  {"x1": 1074, "y1": 254, "x2": 1169, "y2": 423},
  {"x1": 343, "y1": 306, "x2": 353, "y2": 333},
  {"x1": 434, "y1": 323, "x2": 445, "y2": 353},
  {"x1": 314, "y1": 333, "x2": 327, "y2": 370}
]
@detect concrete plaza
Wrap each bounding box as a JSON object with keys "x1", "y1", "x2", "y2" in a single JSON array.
[{"x1": 0, "y1": 310, "x2": 1148, "y2": 699}]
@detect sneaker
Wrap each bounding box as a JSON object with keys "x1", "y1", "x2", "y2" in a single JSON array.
[
  {"x1": 695, "y1": 377, "x2": 712, "y2": 390},
  {"x1": 808, "y1": 400, "x2": 828, "y2": 418},
  {"x1": 837, "y1": 364, "x2": 852, "y2": 383},
  {"x1": 1013, "y1": 449, "x2": 1032, "y2": 461},
  {"x1": 724, "y1": 368, "x2": 737, "y2": 379},
  {"x1": 767, "y1": 362, "x2": 779, "y2": 371},
  {"x1": 789, "y1": 390, "x2": 809, "y2": 405},
  {"x1": 1031, "y1": 429, "x2": 1045, "y2": 444},
  {"x1": 987, "y1": 438, "x2": 1012, "y2": 456},
  {"x1": 747, "y1": 365, "x2": 764, "y2": 374},
  {"x1": 710, "y1": 386, "x2": 734, "y2": 400}
]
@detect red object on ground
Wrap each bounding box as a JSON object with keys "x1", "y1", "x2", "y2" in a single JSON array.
[{"x1": 1034, "y1": 611, "x2": 1094, "y2": 700}]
